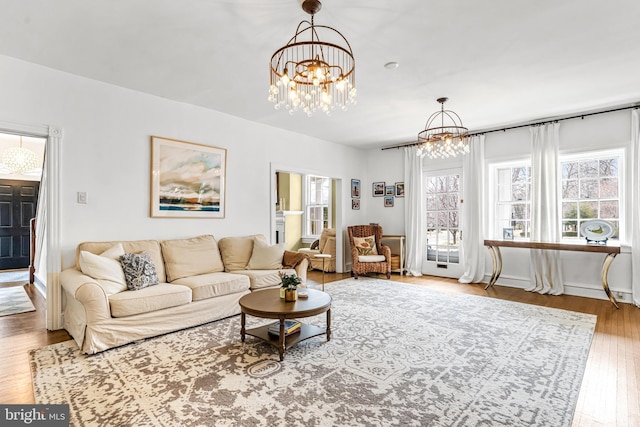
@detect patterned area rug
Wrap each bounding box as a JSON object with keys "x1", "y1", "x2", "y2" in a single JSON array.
[
  {"x1": 30, "y1": 278, "x2": 596, "y2": 426},
  {"x1": 0, "y1": 285, "x2": 36, "y2": 317}
]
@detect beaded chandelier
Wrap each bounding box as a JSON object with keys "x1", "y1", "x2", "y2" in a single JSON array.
[
  {"x1": 268, "y1": 0, "x2": 356, "y2": 117},
  {"x1": 417, "y1": 98, "x2": 470, "y2": 159}
]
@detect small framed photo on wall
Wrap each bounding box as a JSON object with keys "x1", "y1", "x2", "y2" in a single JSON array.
[
  {"x1": 395, "y1": 182, "x2": 405, "y2": 197},
  {"x1": 385, "y1": 185, "x2": 395, "y2": 196},
  {"x1": 351, "y1": 179, "x2": 361, "y2": 198},
  {"x1": 352, "y1": 199, "x2": 360, "y2": 210},
  {"x1": 384, "y1": 197, "x2": 394, "y2": 207},
  {"x1": 503, "y1": 227, "x2": 514, "y2": 240},
  {"x1": 372, "y1": 182, "x2": 385, "y2": 197}
]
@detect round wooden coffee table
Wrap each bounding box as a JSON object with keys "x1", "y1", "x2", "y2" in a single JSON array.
[{"x1": 239, "y1": 288, "x2": 331, "y2": 361}]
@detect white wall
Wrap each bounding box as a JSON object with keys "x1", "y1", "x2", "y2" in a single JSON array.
[
  {"x1": 0, "y1": 54, "x2": 369, "y2": 270},
  {"x1": 365, "y1": 110, "x2": 634, "y2": 303}
]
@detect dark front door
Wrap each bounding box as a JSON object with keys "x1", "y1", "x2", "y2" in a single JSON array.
[{"x1": 0, "y1": 179, "x2": 39, "y2": 270}]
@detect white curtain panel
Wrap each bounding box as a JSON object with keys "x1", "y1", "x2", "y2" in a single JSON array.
[
  {"x1": 631, "y1": 109, "x2": 640, "y2": 306},
  {"x1": 528, "y1": 123, "x2": 564, "y2": 295},
  {"x1": 459, "y1": 135, "x2": 486, "y2": 283},
  {"x1": 403, "y1": 146, "x2": 425, "y2": 276}
]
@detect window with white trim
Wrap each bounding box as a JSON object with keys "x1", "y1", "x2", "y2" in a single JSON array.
[
  {"x1": 561, "y1": 151, "x2": 622, "y2": 240},
  {"x1": 304, "y1": 175, "x2": 331, "y2": 236},
  {"x1": 494, "y1": 164, "x2": 531, "y2": 239}
]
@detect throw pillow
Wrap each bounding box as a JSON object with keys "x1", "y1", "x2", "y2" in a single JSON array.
[
  {"x1": 247, "y1": 239, "x2": 285, "y2": 270},
  {"x1": 119, "y1": 252, "x2": 160, "y2": 291},
  {"x1": 353, "y1": 235, "x2": 378, "y2": 256},
  {"x1": 218, "y1": 235, "x2": 265, "y2": 271},
  {"x1": 160, "y1": 235, "x2": 224, "y2": 282},
  {"x1": 78, "y1": 243, "x2": 127, "y2": 295}
]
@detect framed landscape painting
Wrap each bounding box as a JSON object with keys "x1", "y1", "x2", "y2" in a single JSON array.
[{"x1": 150, "y1": 136, "x2": 226, "y2": 218}]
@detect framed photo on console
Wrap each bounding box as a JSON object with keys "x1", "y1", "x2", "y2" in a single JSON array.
[
  {"x1": 150, "y1": 136, "x2": 226, "y2": 218},
  {"x1": 503, "y1": 227, "x2": 514, "y2": 240}
]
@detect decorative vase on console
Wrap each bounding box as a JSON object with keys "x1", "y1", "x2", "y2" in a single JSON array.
[{"x1": 279, "y1": 272, "x2": 301, "y2": 302}]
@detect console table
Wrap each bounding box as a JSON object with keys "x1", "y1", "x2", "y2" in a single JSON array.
[{"x1": 483, "y1": 239, "x2": 621, "y2": 308}]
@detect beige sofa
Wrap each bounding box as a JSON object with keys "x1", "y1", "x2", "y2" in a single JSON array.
[{"x1": 60, "y1": 234, "x2": 308, "y2": 354}]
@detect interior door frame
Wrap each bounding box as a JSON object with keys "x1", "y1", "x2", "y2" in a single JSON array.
[
  {"x1": 0, "y1": 120, "x2": 62, "y2": 330},
  {"x1": 270, "y1": 162, "x2": 344, "y2": 273}
]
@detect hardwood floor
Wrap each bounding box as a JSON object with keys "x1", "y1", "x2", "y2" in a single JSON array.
[{"x1": 1, "y1": 273, "x2": 638, "y2": 426}]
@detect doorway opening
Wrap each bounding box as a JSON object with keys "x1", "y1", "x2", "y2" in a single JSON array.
[
  {"x1": 271, "y1": 164, "x2": 344, "y2": 273},
  {"x1": 0, "y1": 133, "x2": 44, "y2": 285}
]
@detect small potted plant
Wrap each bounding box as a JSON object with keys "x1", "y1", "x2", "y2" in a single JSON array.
[{"x1": 279, "y1": 272, "x2": 302, "y2": 301}]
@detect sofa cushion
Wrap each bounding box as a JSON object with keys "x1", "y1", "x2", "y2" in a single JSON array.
[
  {"x1": 232, "y1": 268, "x2": 297, "y2": 291},
  {"x1": 78, "y1": 244, "x2": 127, "y2": 295},
  {"x1": 247, "y1": 239, "x2": 285, "y2": 270},
  {"x1": 353, "y1": 235, "x2": 379, "y2": 255},
  {"x1": 172, "y1": 272, "x2": 250, "y2": 301},
  {"x1": 119, "y1": 252, "x2": 160, "y2": 291},
  {"x1": 218, "y1": 235, "x2": 264, "y2": 271},
  {"x1": 160, "y1": 235, "x2": 224, "y2": 282},
  {"x1": 109, "y1": 284, "x2": 192, "y2": 318},
  {"x1": 76, "y1": 240, "x2": 166, "y2": 283}
]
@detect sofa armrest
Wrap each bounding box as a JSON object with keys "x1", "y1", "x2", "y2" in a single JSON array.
[
  {"x1": 60, "y1": 268, "x2": 112, "y2": 323},
  {"x1": 380, "y1": 245, "x2": 392, "y2": 260},
  {"x1": 293, "y1": 257, "x2": 309, "y2": 284}
]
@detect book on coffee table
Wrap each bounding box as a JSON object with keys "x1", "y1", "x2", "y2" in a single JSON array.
[{"x1": 268, "y1": 320, "x2": 301, "y2": 337}]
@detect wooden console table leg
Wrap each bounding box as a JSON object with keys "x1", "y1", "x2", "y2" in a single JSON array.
[
  {"x1": 484, "y1": 245, "x2": 503, "y2": 290},
  {"x1": 240, "y1": 312, "x2": 246, "y2": 342},
  {"x1": 278, "y1": 317, "x2": 285, "y2": 361},
  {"x1": 601, "y1": 252, "x2": 619, "y2": 309}
]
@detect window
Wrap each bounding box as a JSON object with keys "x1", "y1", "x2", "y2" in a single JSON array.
[
  {"x1": 561, "y1": 152, "x2": 622, "y2": 240},
  {"x1": 425, "y1": 173, "x2": 460, "y2": 264},
  {"x1": 494, "y1": 164, "x2": 531, "y2": 239},
  {"x1": 304, "y1": 175, "x2": 331, "y2": 236}
]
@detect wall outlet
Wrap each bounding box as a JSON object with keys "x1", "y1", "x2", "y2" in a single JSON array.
[{"x1": 77, "y1": 192, "x2": 88, "y2": 204}]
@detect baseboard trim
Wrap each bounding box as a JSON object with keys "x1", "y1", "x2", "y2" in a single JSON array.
[
  {"x1": 485, "y1": 274, "x2": 633, "y2": 305},
  {"x1": 33, "y1": 274, "x2": 46, "y2": 299}
]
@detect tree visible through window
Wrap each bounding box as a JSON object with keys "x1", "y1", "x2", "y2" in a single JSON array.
[
  {"x1": 561, "y1": 155, "x2": 620, "y2": 239},
  {"x1": 425, "y1": 174, "x2": 460, "y2": 264}
]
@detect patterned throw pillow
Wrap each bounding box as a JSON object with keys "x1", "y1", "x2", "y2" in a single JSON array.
[
  {"x1": 119, "y1": 252, "x2": 159, "y2": 291},
  {"x1": 353, "y1": 235, "x2": 378, "y2": 256}
]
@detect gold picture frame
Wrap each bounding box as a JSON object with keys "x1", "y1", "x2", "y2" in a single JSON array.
[{"x1": 150, "y1": 136, "x2": 226, "y2": 218}]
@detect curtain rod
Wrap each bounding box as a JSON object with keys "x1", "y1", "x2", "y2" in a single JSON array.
[{"x1": 380, "y1": 102, "x2": 640, "y2": 151}]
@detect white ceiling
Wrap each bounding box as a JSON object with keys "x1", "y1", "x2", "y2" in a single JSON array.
[{"x1": 1, "y1": 0, "x2": 639, "y2": 149}]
